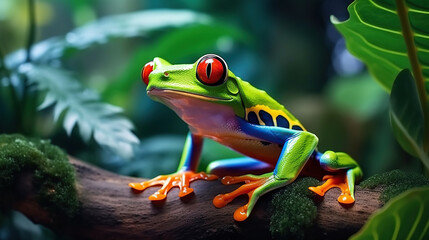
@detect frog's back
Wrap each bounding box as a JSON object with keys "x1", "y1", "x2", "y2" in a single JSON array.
[{"x1": 237, "y1": 79, "x2": 306, "y2": 131}]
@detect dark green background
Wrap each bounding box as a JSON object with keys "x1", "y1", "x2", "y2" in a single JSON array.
[{"x1": 0, "y1": 0, "x2": 422, "y2": 239}]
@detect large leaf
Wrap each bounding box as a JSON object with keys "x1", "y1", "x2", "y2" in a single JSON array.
[
  {"x1": 351, "y1": 187, "x2": 429, "y2": 240},
  {"x1": 5, "y1": 10, "x2": 211, "y2": 68},
  {"x1": 332, "y1": 0, "x2": 429, "y2": 91},
  {"x1": 22, "y1": 64, "x2": 139, "y2": 159},
  {"x1": 390, "y1": 69, "x2": 428, "y2": 169}
]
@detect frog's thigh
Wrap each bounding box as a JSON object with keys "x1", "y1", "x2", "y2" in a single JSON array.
[
  {"x1": 207, "y1": 157, "x2": 274, "y2": 176},
  {"x1": 274, "y1": 131, "x2": 319, "y2": 180}
]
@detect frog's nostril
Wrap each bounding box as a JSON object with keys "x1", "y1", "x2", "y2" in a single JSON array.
[{"x1": 163, "y1": 71, "x2": 169, "y2": 77}]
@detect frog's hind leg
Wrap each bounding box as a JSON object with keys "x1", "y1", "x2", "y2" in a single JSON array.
[
  {"x1": 207, "y1": 157, "x2": 274, "y2": 177},
  {"x1": 309, "y1": 151, "x2": 363, "y2": 204}
]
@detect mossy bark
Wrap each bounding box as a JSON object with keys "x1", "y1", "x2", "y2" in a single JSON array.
[{"x1": 1, "y1": 157, "x2": 385, "y2": 240}]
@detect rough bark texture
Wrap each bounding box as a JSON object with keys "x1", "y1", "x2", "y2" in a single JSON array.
[{"x1": 3, "y1": 157, "x2": 383, "y2": 240}]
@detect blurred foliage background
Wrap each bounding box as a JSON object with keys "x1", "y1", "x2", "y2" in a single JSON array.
[{"x1": 0, "y1": 0, "x2": 424, "y2": 239}]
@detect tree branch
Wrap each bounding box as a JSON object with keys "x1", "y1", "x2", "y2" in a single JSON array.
[{"x1": 2, "y1": 157, "x2": 382, "y2": 240}]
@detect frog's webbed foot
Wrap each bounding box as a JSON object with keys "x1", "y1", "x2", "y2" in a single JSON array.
[
  {"x1": 309, "y1": 151, "x2": 363, "y2": 204},
  {"x1": 213, "y1": 173, "x2": 286, "y2": 221},
  {"x1": 308, "y1": 173, "x2": 354, "y2": 204},
  {"x1": 129, "y1": 171, "x2": 217, "y2": 200}
]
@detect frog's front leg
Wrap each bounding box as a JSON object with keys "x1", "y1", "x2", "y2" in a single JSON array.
[
  {"x1": 213, "y1": 122, "x2": 318, "y2": 221},
  {"x1": 129, "y1": 132, "x2": 217, "y2": 200}
]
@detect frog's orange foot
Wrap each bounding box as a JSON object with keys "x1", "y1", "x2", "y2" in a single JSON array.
[
  {"x1": 213, "y1": 175, "x2": 269, "y2": 221},
  {"x1": 129, "y1": 171, "x2": 217, "y2": 201},
  {"x1": 308, "y1": 173, "x2": 354, "y2": 204}
]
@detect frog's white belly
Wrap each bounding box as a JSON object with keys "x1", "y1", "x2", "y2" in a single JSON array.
[{"x1": 148, "y1": 88, "x2": 282, "y2": 164}]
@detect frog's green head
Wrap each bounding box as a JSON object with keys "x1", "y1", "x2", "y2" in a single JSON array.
[{"x1": 141, "y1": 54, "x2": 244, "y2": 115}]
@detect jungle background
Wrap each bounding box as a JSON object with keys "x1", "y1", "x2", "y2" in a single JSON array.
[{"x1": 0, "y1": 0, "x2": 423, "y2": 239}]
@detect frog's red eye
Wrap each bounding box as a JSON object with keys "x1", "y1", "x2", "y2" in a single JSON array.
[
  {"x1": 196, "y1": 54, "x2": 228, "y2": 86},
  {"x1": 141, "y1": 61, "x2": 154, "y2": 85}
]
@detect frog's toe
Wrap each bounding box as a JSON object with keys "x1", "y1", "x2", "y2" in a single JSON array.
[
  {"x1": 148, "y1": 178, "x2": 174, "y2": 201},
  {"x1": 213, "y1": 194, "x2": 230, "y2": 208},
  {"x1": 191, "y1": 172, "x2": 218, "y2": 181},
  {"x1": 149, "y1": 191, "x2": 168, "y2": 201},
  {"x1": 220, "y1": 175, "x2": 262, "y2": 185},
  {"x1": 338, "y1": 192, "x2": 355, "y2": 204},
  {"x1": 214, "y1": 193, "x2": 251, "y2": 221},
  {"x1": 129, "y1": 182, "x2": 144, "y2": 191},
  {"x1": 214, "y1": 178, "x2": 265, "y2": 209},
  {"x1": 178, "y1": 186, "x2": 194, "y2": 197},
  {"x1": 308, "y1": 186, "x2": 324, "y2": 196},
  {"x1": 308, "y1": 177, "x2": 331, "y2": 196},
  {"x1": 234, "y1": 205, "x2": 249, "y2": 222},
  {"x1": 322, "y1": 175, "x2": 335, "y2": 181}
]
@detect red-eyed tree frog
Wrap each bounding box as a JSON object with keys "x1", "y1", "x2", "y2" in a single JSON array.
[{"x1": 129, "y1": 54, "x2": 363, "y2": 221}]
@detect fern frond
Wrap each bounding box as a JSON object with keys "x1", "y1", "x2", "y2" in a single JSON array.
[{"x1": 24, "y1": 64, "x2": 139, "y2": 159}]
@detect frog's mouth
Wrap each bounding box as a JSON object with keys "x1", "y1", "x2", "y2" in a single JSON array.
[{"x1": 147, "y1": 88, "x2": 232, "y2": 102}]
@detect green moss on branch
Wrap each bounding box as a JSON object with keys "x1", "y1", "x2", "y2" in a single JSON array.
[
  {"x1": 270, "y1": 177, "x2": 320, "y2": 239},
  {"x1": 360, "y1": 169, "x2": 429, "y2": 203},
  {"x1": 0, "y1": 134, "x2": 79, "y2": 218}
]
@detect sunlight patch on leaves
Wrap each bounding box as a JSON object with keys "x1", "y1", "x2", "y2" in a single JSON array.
[
  {"x1": 5, "y1": 10, "x2": 211, "y2": 68},
  {"x1": 331, "y1": 0, "x2": 429, "y2": 91},
  {"x1": 23, "y1": 64, "x2": 139, "y2": 159}
]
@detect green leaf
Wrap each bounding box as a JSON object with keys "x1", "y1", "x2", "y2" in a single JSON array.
[
  {"x1": 390, "y1": 69, "x2": 429, "y2": 169},
  {"x1": 332, "y1": 0, "x2": 429, "y2": 91},
  {"x1": 5, "y1": 10, "x2": 211, "y2": 68},
  {"x1": 351, "y1": 187, "x2": 429, "y2": 240},
  {"x1": 102, "y1": 23, "x2": 251, "y2": 105},
  {"x1": 22, "y1": 64, "x2": 139, "y2": 159}
]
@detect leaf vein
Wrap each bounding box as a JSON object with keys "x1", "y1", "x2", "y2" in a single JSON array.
[
  {"x1": 391, "y1": 113, "x2": 429, "y2": 169},
  {"x1": 419, "y1": 218, "x2": 429, "y2": 240},
  {"x1": 369, "y1": 0, "x2": 396, "y2": 14},
  {"x1": 408, "y1": 7, "x2": 429, "y2": 15},
  {"x1": 353, "y1": 3, "x2": 402, "y2": 36},
  {"x1": 391, "y1": 113, "x2": 423, "y2": 157},
  {"x1": 393, "y1": 212, "x2": 400, "y2": 240},
  {"x1": 417, "y1": 48, "x2": 429, "y2": 54},
  {"x1": 406, "y1": 198, "x2": 423, "y2": 240},
  {"x1": 346, "y1": 27, "x2": 407, "y2": 57}
]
